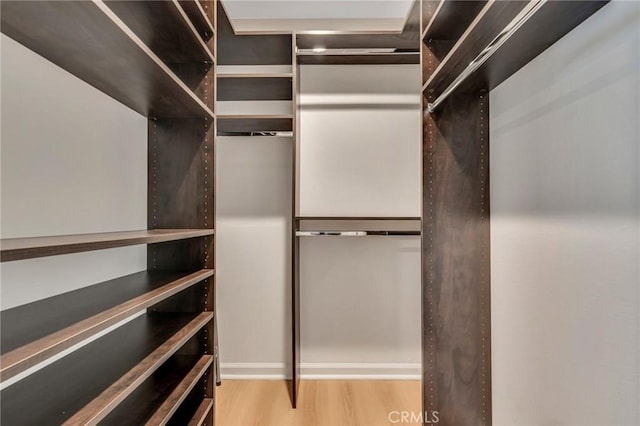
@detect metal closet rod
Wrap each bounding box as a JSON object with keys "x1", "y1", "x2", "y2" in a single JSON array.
[
  {"x1": 296, "y1": 231, "x2": 421, "y2": 237},
  {"x1": 427, "y1": 0, "x2": 547, "y2": 113}
]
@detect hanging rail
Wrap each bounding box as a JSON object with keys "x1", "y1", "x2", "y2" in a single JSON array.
[
  {"x1": 296, "y1": 231, "x2": 420, "y2": 237},
  {"x1": 427, "y1": 0, "x2": 547, "y2": 113}
]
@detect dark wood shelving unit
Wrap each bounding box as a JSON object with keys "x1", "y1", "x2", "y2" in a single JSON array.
[
  {"x1": 0, "y1": 313, "x2": 210, "y2": 425},
  {"x1": 422, "y1": 1, "x2": 527, "y2": 96},
  {"x1": 0, "y1": 269, "x2": 213, "y2": 381},
  {"x1": 1, "y1": 0, "x2": 217, "y2": 424},
  {"x1": 0, "y1": 1, "x2": 213, "y2": 119},
  {"x1": 420, "y1": 0, "x2": 609, "y2": 424},
  {"x1": 105, "y1": 0, "x2": 214, "y2": 65},
  {"x1": 297, "y1": 53, "x2": 420, "y2": 65},
  {"x1": 422, "y1": 0, "x2": 487, "y2": 42},
  {"x1": 170, "y1": 394, "x2": 214, "y2": 426},
  {"x1": 101, "y1": 354, "x2": 213, "y2": 425},
  {"x1": 0, "y1": 229, "x2": 214, "y2": 262},
  {"x1": 179, "y1": 0, "x2": 215, "y2": 41}
]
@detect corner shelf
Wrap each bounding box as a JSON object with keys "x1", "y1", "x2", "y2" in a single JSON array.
[
  {"x1": 102, "y1": 355, "x2": 213, "y2": 425},
  {"x1": 297, "y1": 52, "x2": 420, "y2": 65},
  {"x1": 0, "y1": 1, "x2": 214, "y2": 119},
  {"x1": 179, "y1": 0, "x2": 215, "y2": 41},
  {"x1": 0, "y1": 312, "x2": 212, "y2": 425},
  {"x1": 105, "y1": 0, "x2": 214, "y2": 65},
  {"x1": 422, "y1": 0, "x2": 487, "y2": 42},
  {"x1": 0, "y1": 229, "x2": 214, "y2": 262},
  {"x1": 184, "y1": 398, "x2": 214, "y2": 426},
  {"x1": 0, "y1": 269, "x2": 213, "y2": 382},
  {"x1": 422, "y1": 1, "x2": 527, "y2": 97},
  {"x1": 422, "y1": 0, "x2": 609, "y2": 101}
]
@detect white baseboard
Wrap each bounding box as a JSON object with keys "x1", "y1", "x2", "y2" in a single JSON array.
[{"x1": 221, "y1": 362, "x2": 421, "y2": 380}]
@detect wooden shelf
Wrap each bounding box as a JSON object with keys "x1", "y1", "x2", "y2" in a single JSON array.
[
  {"x1": 0, "y1": 229, "x2": 214, "y2": 262},
  {"x1": 217, "y1": 117, "x2": 293, "y2": 133},
  {"x1": 217, "y1": 65, "x2": 292, "y2": 78},
  {"x1": 422, "y1": 0, "x2": 487, "y2": 42},
  {"x1": 179, "y1": 0, "x2": 215, "y2": 41},
  {"x1": 217, "y1": 101, "x2": 292, "y2": 118},
  {"x1": 0, "y1": 269, "x2": 213, "y2": 382},
  {"x1": 297, "y1": 53, "x2": 420, "y2": 65},
  {"x1": 297, "y1": 217, "x2": 421, "y2": 233},
  {"x1": 0, "y1": 312, "x2": 212, "y2": 425},
  {"x1": 296, "y1": 216, "x2": 422, "y2": 221},
  {"x1": 422, "y1": 1, "x2": 527, "y2": 98},
  {"x1": 105, "y1": 0, "x2": 214, "y2": 65},
  {"x1": 146, "y1": 355, "x2": 213, "y2": 424},
  {"x1": 0, "y1": 1, "x2": 214, "y2": 119},
  {"x1": 185, "y1": 398, "x2": 214, "y2": 426},
  {"x1": 422, "y1": 0, "x2": 609, "y2": 101},
  {"x1": 460, "y1": 0, "x2": 610, "y2": 94},
  {"x1": 101, "y1": 355, "x2": 212, "y2": 425}
]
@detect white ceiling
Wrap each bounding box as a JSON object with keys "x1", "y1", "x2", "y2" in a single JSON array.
[{"x1": 221, "y1": 0, "x2": 415, "y2": 33}]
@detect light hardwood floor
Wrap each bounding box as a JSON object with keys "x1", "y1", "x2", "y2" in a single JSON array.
[{"x1": 215, "y1": 380, "x2": 422, "y2": 426}]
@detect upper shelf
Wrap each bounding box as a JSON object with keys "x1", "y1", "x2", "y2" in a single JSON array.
[
  {"x1": 217, "y1": 65, "x2": 293, "y2": 78},
  {"x1": 422, "y1": 1, "x2": 527, "y2": 97},
  {"x1": 178, "y1": 0, "x2": 215, "y2": 41},
  {"x1": 422, "y1": 0, "x2": 609, "y2": 104},
  {"x1": 0, "y1": 229, "x2": 214, "y2": 262},
  {"x1": 0, "y1": 269, "x2": 213, "y2": 382},
  {"x1": 0, "y1": 1, "x2": 214, "y2": 119},
  {"x1": 104, "y1": 0, "x2": 214, "y2": 65},
  {"x1": 422, "y1": 0, "x2": 487, "y2": 42},
  {"x1": 297, "y1": 52, "x2": 420, "y2": 65},
  {"x1": 0, "y1": 312, "x2": 211, "y2": 425}
]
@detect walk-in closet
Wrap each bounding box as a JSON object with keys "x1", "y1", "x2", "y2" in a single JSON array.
[{"x1": 1, "y1": 0, "x2": 638, "y2": 425}]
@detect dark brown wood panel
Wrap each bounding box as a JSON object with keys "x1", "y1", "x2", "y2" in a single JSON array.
[
  {"x1": 297, "y1": 53, "x2": 420, "y2": 65},
  {"x1": 218, "y1": 77, "x2": 293, "y2": 101},
  {"x1": 0, "y1": 1, "x2": 213, "y2": 119},
  {"x1": 423, "y1": 0, "x2": 486, "y2": 44},
  {"x1": 217, "y1": 118, "x2": 293, "y2": 133},
  {"x1": 217, "y1": 2, "x2": 291, "y2": 65},
  {"x1": 291, "y1": 219, "x2": 301, "y2": 408},
  {"x1": 148, "y1": 117, "x2": 215, "y2": 273},
  {"x1": 66, "y1": 312, "x2": 212, "y2": 425},
  {"x1": 462, "y1": 0, "x2": 610, "y2": 94},
  {"x1": 142, "y1": 355, "x2": 212, "y2": 424},
  {"x1": 186, "y1": 398, "x2": 214, "y2": 426},
  {"x1": 179, "y1": 0, "x2": 215, "y2": 41},
  {"x1": 104, "y1": 1, "x2": 213, "y2": 64},
  {"x1": 168, "y1": 386, "x2": 212, "y2": 426},
  {"x1": 0, "y1": 229, "x2": 213, "y2": 262},
  {"x1": 423, "y1": 1, "x2": 526, "y2": 98},
  {"x1": 423, "y1": 92, "x2": 490, "y2": 425},
  {"x1": 0, "y1": 269, "x2": 213, "y2": 381},
  {"x1": 99, "y1": 354, "x2": 201, "y2": 425},
  {"x1": 0, "y1": 314, "x2": 202, "y2": 425}
]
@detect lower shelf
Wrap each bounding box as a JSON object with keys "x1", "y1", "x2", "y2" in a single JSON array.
[
  {"x1": 101, "y1": 355, "x2": 212, "y2": 425},
  {"x1": 0, "y1": 312, "x2": 212, "y2": 425}
]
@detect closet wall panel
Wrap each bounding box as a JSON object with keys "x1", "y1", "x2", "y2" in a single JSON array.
[{"x1": 298, "y1": 64, "x2": 421, "y2": 217}]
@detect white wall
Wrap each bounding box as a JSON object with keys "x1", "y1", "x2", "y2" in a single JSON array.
[
  {"x1": 216, "y1": 136, "x2": 293, "y2": 377},
  {"x1": 490, "y1": 2, "x2": 640, "y2": 425},
  {"x1": 298, "y1": 64, "x2": 421, "y2": 217},
  {"x1": 0, "y1": 34, "x2": 147, "y2": 309}
]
